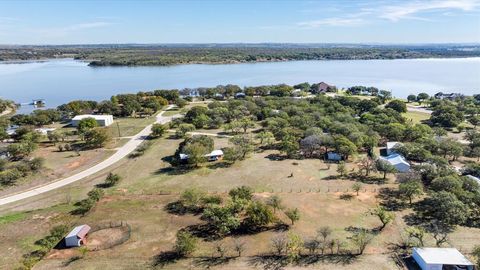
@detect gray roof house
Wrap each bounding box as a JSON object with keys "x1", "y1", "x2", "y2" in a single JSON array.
[{"x1": 379, "y1": 153, "x2": 410, "y2": 173}]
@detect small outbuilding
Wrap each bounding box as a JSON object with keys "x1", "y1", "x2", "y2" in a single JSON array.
[
  {"x1": 179, "y1": 149, "x2": 224, "y2": 162},
  {"x1": 71, "y1": 114, "x2": 114, "y2": 127},
  {"x1": 205, "y1": 149, "x2": 224, "y2": 161},
  {"x1": 65, "y1": 224, "x2": 91, "y2": 247},
  {"x1": 386, "y1": 141, "x2": 402, "y2": 155},
  {"x1": 326, "y1": 151, "x2": 342, "y2": 162},
  {"x1": 412, "y1": 247, "x2": 474, "y2": 270},
  {"x1": 380, "y1": 153, "x2": 410, "y2": 172}
]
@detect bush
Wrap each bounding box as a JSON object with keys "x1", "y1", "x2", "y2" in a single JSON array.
[
  {"x1": 174, "y1": 231, "x2": 197, "y2": 256},
  {"x1": 104, "y1": 172, "x2": 121, "y2": 187}
]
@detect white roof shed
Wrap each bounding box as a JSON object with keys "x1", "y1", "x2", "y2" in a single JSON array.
[{"x1": 412, "y1": 248, "x2": 474, "y2": 270}]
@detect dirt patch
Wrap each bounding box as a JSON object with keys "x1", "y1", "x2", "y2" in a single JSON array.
[{"x1": 86, "y1": 226, "x2": 129, "y2": 250}]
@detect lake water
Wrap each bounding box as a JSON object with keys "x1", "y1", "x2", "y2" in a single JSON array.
[{"x1": 0, "y1": 58, "x2": 479, "y2": 113}]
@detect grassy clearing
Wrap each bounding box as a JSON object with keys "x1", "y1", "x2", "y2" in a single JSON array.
[
  {"x1": 106, "y1": 116, "x2": 155, "y2": 138},
  {"x1": 0, "y1": 212, "x2": 27, "y2": 225},
  {"x1": 403, "y1": 111, "x2": 430, "y2": 124}
]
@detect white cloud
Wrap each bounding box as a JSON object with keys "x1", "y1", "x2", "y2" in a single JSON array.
[
  {"x1": 62, "y1": 22, "x2": 114, "y2": 31},
  {"x1": 297, "y1": 18, "x2": 365, "y2": 28},
  {"x1": 379, "y1": 0, "x2": 480, "y2": 21}
]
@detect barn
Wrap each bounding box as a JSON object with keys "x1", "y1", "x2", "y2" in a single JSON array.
[
  {"x1": 412, "y1": 247, "x2": 474, "y2": 270},
  {"x1": 65, "y1": 224, "x2": 91, "y2": 247}
]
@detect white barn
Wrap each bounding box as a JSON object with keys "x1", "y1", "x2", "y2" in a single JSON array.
[
  {"x1": 412, "y1": 248, "x2": 474, "y2": 270},
  {"x1": 71, "y1": 115, "x2": 114, "y2": 127},
  {"x1": 65, "y1": 224, "x2": 91, "y2": 247},
  {"x1": 380, "y1": 153, "x2": 410, "y2": 172}
]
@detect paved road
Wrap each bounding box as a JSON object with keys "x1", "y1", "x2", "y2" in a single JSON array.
[
  {"x1": 0, "y1": 106, "x2": 175, "y2": 206},
  {"x1": 167, "y1": 129, "x2": 233, "y2": 138},
  {"x1": 406, "y1": 105, "x2": 433, "y2": 114}
]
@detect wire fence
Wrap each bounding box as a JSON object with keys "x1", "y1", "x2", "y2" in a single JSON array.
[
  {"x1": 88, "y1": 221, "x2": 131, "y2": 251},
  {"x1": 137, "y1": 187, "x2": 381, "y2": 196}
]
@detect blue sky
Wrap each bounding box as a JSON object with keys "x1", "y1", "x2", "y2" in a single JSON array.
[{"x1": 0, "y1": 0, "x2": 479, "y2": 44}]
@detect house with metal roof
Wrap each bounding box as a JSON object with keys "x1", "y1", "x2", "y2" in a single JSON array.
[
  {"x1": 65, "y1": 224, "x2": 91, "y2": 247},
  {"x1": 386, "y1": 141, "x2": 402, "y2": 155},
  {"x1": 71, "y1": 114, "x2": 114, "y2": 127},
  {"x1": 379, "y1": 153, "x2": 410, "y2": 172},
  {"x1": 412, "y1": 247, "x2": 474, "y2": 270}
]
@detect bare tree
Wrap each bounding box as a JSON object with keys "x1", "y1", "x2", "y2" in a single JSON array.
[
  {"x1": 303, "y1": 238, "x2": 321, "y2": 255},
  {"x1": 233, "y1": 238, "x2": 246, "y2": 257},
  {"x1": 214, "y1": 241, "x2": 228, "y2": 258},
  {"x1": 317, "y1": 226, "x2": 332, "y2": 254},
  {"x1": 271, "y1": 234, "x2": 287, "y2": 255}
]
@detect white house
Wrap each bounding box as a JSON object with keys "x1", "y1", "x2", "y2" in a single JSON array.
[
  {"x1": 180, "y1": 149, "x2": 224, "y2": 162},
  {"x1": 71, "y1": 115, "x2": 114, "y2": 127},
  {"x1": 386, "y1": 141, "x2": 402, "y2": 155},
  {"x1": 412, "y1": 247, "x2": 474, "y2": 270},
  {"x1": 65, "y1": 224, "x2": 91, "y2": 247},
  {"x1": 380, "y1": 153, "x2": 410, "y2": 172}
]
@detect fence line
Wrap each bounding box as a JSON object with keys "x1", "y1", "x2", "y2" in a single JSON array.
[{"x1": 135, "y1": 187, "x2": 380, "y2": 196}]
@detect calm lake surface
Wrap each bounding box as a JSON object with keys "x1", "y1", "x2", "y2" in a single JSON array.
[{"x1": 0, "y1": 58, "x2": 479, "y2": 113}]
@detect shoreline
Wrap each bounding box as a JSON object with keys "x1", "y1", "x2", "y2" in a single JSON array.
[{"x1": 1, "y1": 56, "x2": 480, "y2": 67}]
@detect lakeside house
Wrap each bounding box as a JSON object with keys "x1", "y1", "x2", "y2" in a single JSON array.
[
  {"x1": 434, "y1": 92, "x2": 464, "y2": 100},
  {"x1": 412, "y1": 247, "x2": 474, "y2": 270},
  {"x1": 65, "y1": 224, "x2": 91, "y2": 247},
  {"x1": 379, "y1": 153, "x2": 410, "y2": 172},
  {"x1": 311, "y1": 82, "x2": 335, "y2": 94},
  {"x1": 180, "y1": 149, "x2": 224, "y2": 162},
  {"x1": 71, "y1": 114, "x2": 114, "y2": 127}
]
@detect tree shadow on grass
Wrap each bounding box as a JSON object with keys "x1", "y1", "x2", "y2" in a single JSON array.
[
  {"x1": 151, "y1": 251, "x2": 182, "y2": 268},
  {"x1": 164, "y1": 201, "x2": 203, "y2": 216},
  {"x1": 248, "y1": 254, "x2": 289, "y2": 270},
  {"x1": 155, "y1": 166, "x2": 194, "y2": 176},
  {"x1": 193, "y1": 256, "x2": 235, "y2": 268},
  {"x1": 350, "y1": 174, "x2": 387, "y2": 185},
  {"x1": 265, "y1": 153, "x2": 286, "y2": 161},
  {"x1": 295, "y1": 254, "x2": 358, "y2": 267},
  {"x1": 207, "y1": 162, "x2": 233, "y2": 169},
  {"x1": 377, "y1": 187, "x2": 407, "y2": 211}
]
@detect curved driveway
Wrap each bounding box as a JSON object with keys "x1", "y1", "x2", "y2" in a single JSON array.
[{"x1": 0, "y1": 106, "x2": 174, "y2": 206}]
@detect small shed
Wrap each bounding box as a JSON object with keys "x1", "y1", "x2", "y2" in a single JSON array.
[
  {"x1": 380, "y1": 153, "x2": 410, "y2": 172},
  {"x1": 386, "y1": 141, "x2": 402, "y2": 155},
  {"x1": 326, "y1": 152, "x2": 342, "y2": 162},
  {"x1": 205, "y1": 149, "x2": 224, "y2": 161},
  {"x1": 412, "y1": 247, "x2": 474, "y2": 270},
  {"x1": 65, "y1": 224, "x2": 91, "y2": 247},
  {"x1": 71, "y1": 114, "x2": 114, "y2": 127}
]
